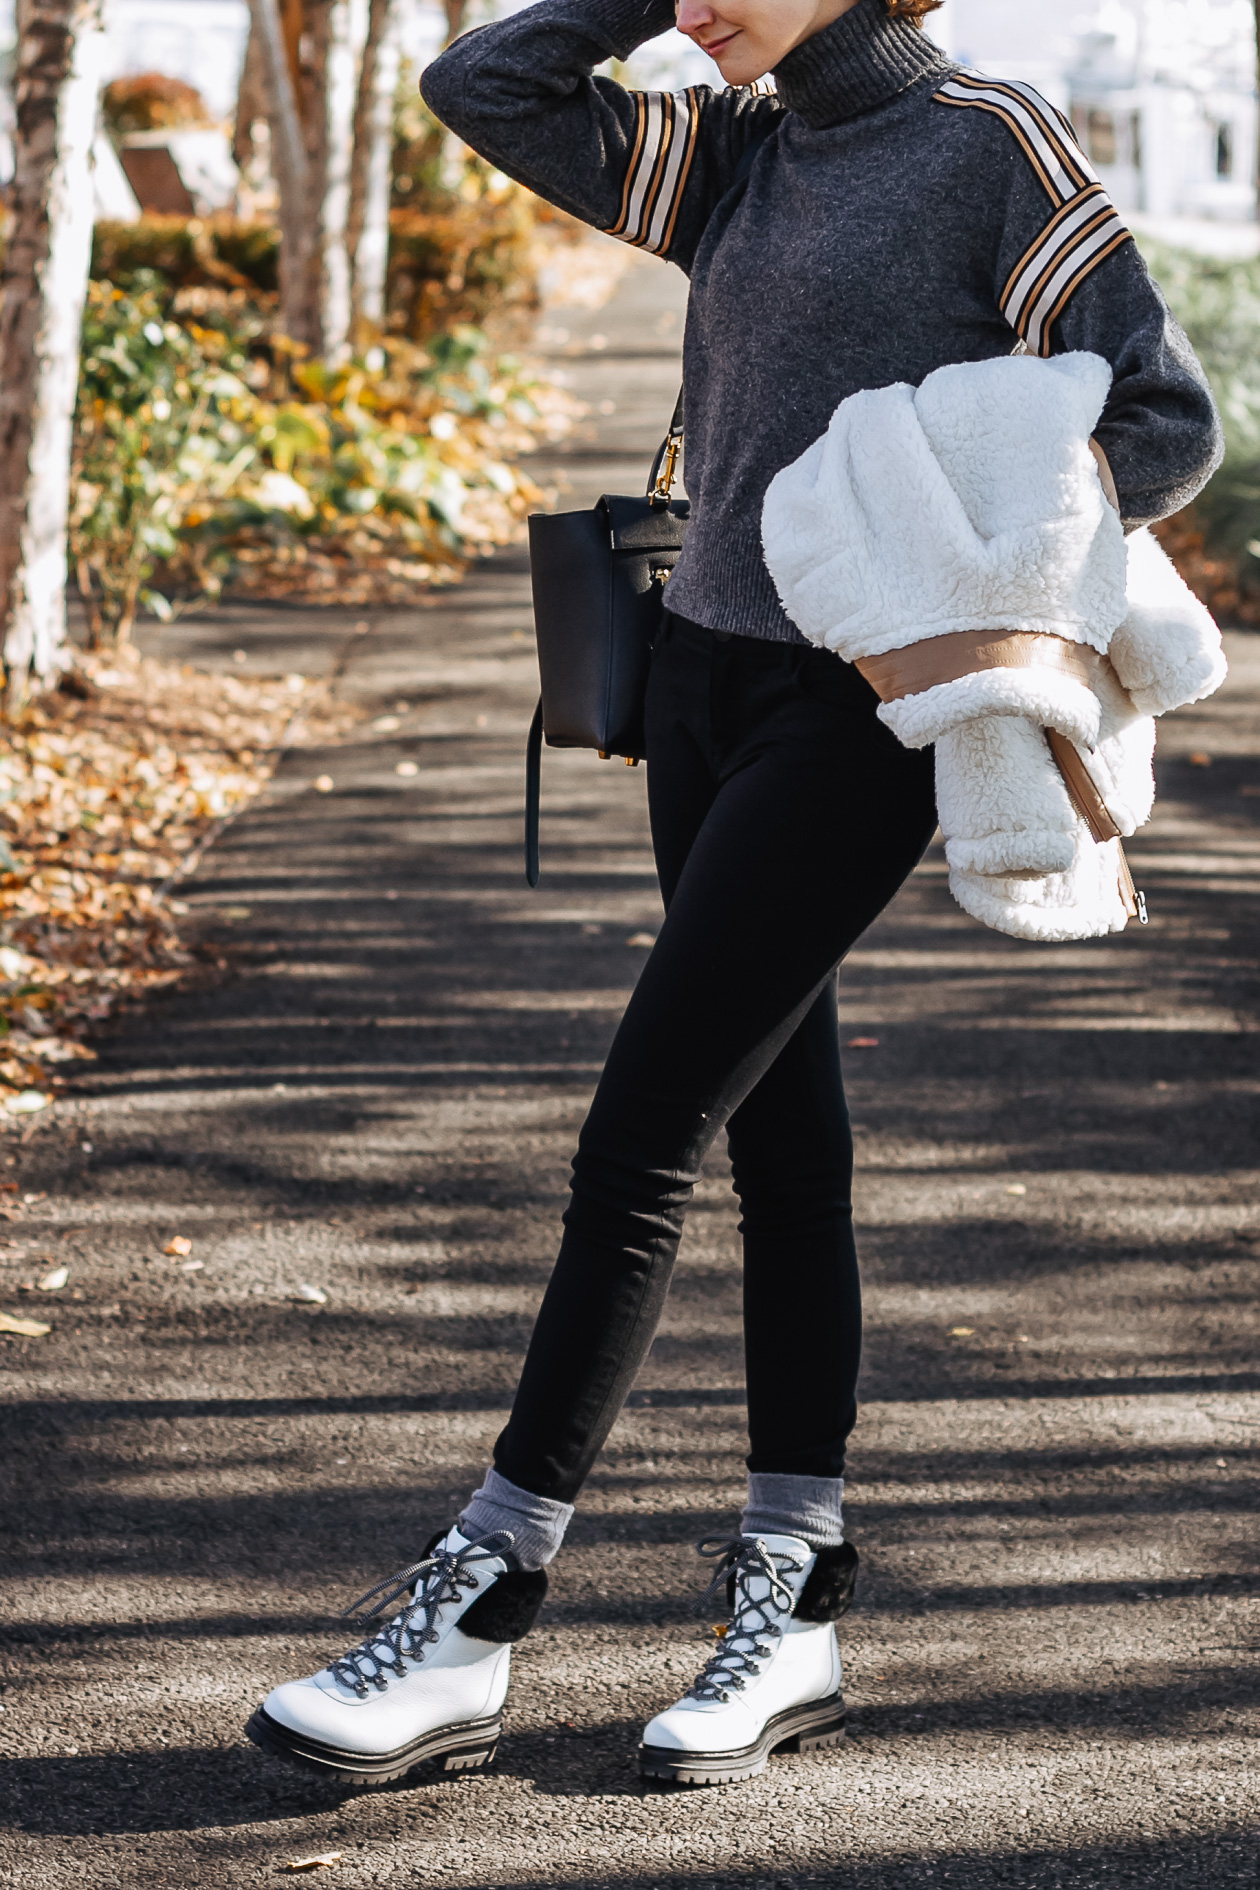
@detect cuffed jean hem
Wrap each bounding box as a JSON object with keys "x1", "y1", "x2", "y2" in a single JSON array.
[{"x1": 459, "y1": 1466, "x2": 575, "y2": 1571}]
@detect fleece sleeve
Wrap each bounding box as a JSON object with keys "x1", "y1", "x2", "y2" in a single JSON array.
[
  {"x1": 419, "y1": 0, "x2": 782, "y2": 273},
  {"x1": 936, "y1": 71, "x2": 1223, "y2": 528}
]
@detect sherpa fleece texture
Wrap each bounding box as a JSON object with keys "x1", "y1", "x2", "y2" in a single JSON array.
[
  {"x1": 761, "y1": 352, "x2": 1227, "y2": 941},
  {"x1": 763, "y1": 351, "x2": 1128, "y2": 665}
]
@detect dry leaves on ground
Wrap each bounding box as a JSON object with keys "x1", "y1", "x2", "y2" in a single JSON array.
[
  {"x1": 1153, "y1": 509, "x2": 1260, "y2": 626},
  {"x1": 0, "y1": 1311, "x2": 51, "y2": 1337},
  {"x1": 0, "y1": 646, "x2": 353, "y2": 1114}
]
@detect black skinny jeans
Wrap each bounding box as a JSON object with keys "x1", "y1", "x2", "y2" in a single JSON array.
[{"x1": 494, "y1": 615, "x2": 938, "y2": 1501}]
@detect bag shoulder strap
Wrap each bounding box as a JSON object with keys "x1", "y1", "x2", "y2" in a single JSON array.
[
  {"x1": 526, "y1": 120, "x2": 777, "y2": 885},
  {"x1": 646, "y1": 123, "x2": 776, "y2": 505},
  {"x1": 525, "y1": 698, "x2": 543, "y2": 889}
]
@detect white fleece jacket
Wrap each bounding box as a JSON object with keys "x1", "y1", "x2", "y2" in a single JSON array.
[{"x1": 761, "y1": 352, "x2": 1227, "y2": 941}]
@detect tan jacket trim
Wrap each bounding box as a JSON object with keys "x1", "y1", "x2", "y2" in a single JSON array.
[{"x1": 853, "y1": 628, "x2": 1112, "y2": 704}]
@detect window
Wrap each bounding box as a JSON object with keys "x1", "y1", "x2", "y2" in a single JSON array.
[
  {"x1": 1086, "y1": 108, "x2": 1117, "y2": 167},
  {"x1": 1216, "y1": 122, "x2": 1234, "y2": 178}
]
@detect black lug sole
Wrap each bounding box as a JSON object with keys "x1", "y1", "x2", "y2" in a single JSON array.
[
  {"x1": 244, "y1": 1705, "x2": 502, "y2": 1786},
  {"x1": 638, "y1": 1691, "x2": 846, "y2": 1787}
]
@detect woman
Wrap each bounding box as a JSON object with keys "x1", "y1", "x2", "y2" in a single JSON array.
[{"x1": 247, "y1": 0, "x2": 1221, "y2": 1789}]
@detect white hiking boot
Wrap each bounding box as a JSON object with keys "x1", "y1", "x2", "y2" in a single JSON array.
[
  {"x1": 246, "y1": 1528, "x2": 547, "y2": 1784},
  {"x1": 639, "y1": 1533, "x2": 857, "y2": 1786}
]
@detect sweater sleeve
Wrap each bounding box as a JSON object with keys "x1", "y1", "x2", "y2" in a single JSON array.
[
  {"x1": 936, "y1": 72, "x2": 1222, "y2": 528},
  {"x1": 1052, "y1": 247, "x2": 1222, "y2": 532},
  {"x1": 419, "y1": 0, "x2": 782, "y2": 272}
]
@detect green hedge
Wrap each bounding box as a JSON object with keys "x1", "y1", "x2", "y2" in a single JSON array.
[{"x1": 1141, "y1": 238, "x2": 1260, "y2": 588}]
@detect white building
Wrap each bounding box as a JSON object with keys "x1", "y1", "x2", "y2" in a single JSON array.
[{"x1": 930, "y1": 0, "x2": 1258, "y2": 226}]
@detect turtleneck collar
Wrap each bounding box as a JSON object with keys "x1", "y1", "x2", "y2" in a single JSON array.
[{"x1": 773, "y1": 0, "x2": 951, "y2": 128}]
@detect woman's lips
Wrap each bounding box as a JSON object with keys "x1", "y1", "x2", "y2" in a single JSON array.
[{"x1": 698, "y1": 28, "x2": 740, "y2": 56}]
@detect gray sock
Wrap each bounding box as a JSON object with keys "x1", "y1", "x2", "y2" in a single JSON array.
[
  {"x1": 741, "y1": 1472, "x2": 845, "y2": 1549},
  {"x1": 458, "y1": 1466, "x2": 574, "y2": 1572}
]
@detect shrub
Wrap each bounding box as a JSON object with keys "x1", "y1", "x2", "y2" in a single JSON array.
[
  {"x1": 70, "y1": 78, "x2": 582, "y2": 627},
  {"x1": 386, "y1": 85, "x2": 543, "y2": 339},
  {"x1": 1141, "y1": 239, "x2": 1260, "y2": 616},
  {"x1": 71, "y1": 274, "x2": 569, "y2": 629},
  {"x1": 102, "y1": 72, "x2": 211, "y2": 135},
  {"x1": 72, "y1": 276, "x2": 265, "y2": 639},
  {"x1": 92, "y1": 217, "x2": 280, "y2": 297}
]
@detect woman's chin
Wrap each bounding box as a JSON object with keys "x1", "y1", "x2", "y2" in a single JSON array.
[{"x1": 710, "y1": 47, "x2": 774, "y2": 87}]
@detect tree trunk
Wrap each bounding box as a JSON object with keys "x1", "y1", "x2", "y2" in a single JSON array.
[
  {"x1": 314, "y1": 0, "x2": 370, "y2": 361},
  {"x1": 233, "y1": 9, "x2": 269, "y2": 171},
  {"x1": 347, "y1": 0, "x2": 397, "y2": 332},
  {"x1": 247, "y1": 0, "x2": 396, "y2": 357},
  {"x1": 249, "y1": 0, "x2": 316, "y2": 348},
  {"x1": 443, "y1": 1, "x2": 467, "y2": 46},
  {"x1": 0, "y1": 0, "x2": 106, "y2": 708}
]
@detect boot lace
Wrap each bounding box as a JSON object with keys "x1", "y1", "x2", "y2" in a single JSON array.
[
  {"x1": 327, "y1": 1532, "x2": 513, "y2": 1698},
  {"x1": 685, "y1": 1536, "x2": 803, "y2": 1704}
]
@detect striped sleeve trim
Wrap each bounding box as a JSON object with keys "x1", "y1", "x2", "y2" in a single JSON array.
[
  {"x1": 935, "y1": 72, "x2": 1094, "y2": 207},
  {"x1": 1001, "y1": 184, "x2": 1132, "y2": 355},
  {"x1": 936, "y1": 71, "x2": 1133, "y2": 354},
  {"x1": 609, "y1": 89, "x2": 701, "y2": 255}
]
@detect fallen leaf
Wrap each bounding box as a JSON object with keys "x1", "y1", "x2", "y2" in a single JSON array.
[
  {"x1": 373, "y1": 716, "x2": 400, "y2": 733},
  {"x1": 163, "y1": 1236, "x2": 193, "y2": 1256},
  {"x1": 1188, "y1": 752, "x2": 1212, "y2": 767},
  {"x1": 395, "y1": 761, "x2": 419, "y2": 778},
  {"x1": 1006, "y1": 1184, "x2": 1027, "y2": 1196},
  {"x1": 282, "y1": 1854, "x2": 343, "y2": 1872},
  {"x1": 0, "y1": 1311, "x2": 51, "y2": 1336},
  {"x1": 626, "y1": 932, "x2": 656, "y2": 947},
  {"x1": 5, "y1": 1091, "x2": 50, "y2": 1115},
  {"x1": 181, "y1": 1258, "x2": 205, "y2": 1273},
  {"x1": 949, "y1": 1326, "x2": 975, "y2": 1337},
  {"x1": 314, "y1": 775, "x2": 335, "y2": 793},
  {"x1": 293, "y1": 1283, "x2": 327, "y2": 1304},
  {"x1": 846, "y1": 1037, "x2": 880, "y2": 1049},
  {"x1": 37, "y1": 1266, "x2": 69, "y2": 1292}
]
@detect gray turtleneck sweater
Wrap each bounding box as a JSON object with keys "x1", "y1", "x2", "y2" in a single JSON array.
[{"x1": 422, "y1": 0, "x2": 1222, "y2": 643}]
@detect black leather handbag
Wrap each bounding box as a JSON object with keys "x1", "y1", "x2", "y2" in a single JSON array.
[
  {"x1": 524, "y1": 404, "x2": 687, "y2": 885},
  {"x1": 523, "y1": 128, "x2": 772, "y2": 886}
]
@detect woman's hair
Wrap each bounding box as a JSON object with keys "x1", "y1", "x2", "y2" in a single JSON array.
[{"x1": 885, "y1": 0, "x2": 945, "y2": 21}]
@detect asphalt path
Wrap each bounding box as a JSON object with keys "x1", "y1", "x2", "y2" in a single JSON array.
[{"x1": 2, "y1": 249, "x2": 1257, "y2": 1889}]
